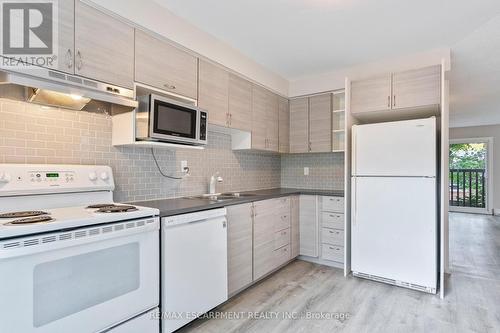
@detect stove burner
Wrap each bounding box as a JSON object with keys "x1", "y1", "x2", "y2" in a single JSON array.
[
  {"x1": 96, "y1": 205, "x2": 138, "y2": 213},
  {"x1": 0, "y1": 211, "x2": 49, "y2": 218},
  {"x1": 86, "y1": 204, "x2": 117, "y2": 209},
  {"x1": 5, "y1": 215, "x2": 55, "y2": 225}
]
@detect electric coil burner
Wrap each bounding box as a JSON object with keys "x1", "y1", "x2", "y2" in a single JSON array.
[
  {"x1": 0, "y1": 211, "x2": 49, "y2": 218},
  {"x1": 96, "y1": 205, "x2": 138, "y2": 213},
  {"x1": 6, "y1": 215, "x2": 55, "y2": 225}
]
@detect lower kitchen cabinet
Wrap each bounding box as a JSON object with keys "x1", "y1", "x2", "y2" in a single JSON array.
[
  {"x1": 291, "y1": 195, "x2": 300, "y2": 258},
  {"x1": 297, "y1": 195, "x2": 346, "y2": 268},
  {"x1": 227, "y1": 203, "x2": 254, "y2": 296},
  {"x1": 319, "y1": 196, "x2": 345, "y2": 265},
  {"x1": 253, "y1": 197, "x2": 292, "y2": 280},
  {"x1": 299, "y1": 195, "x2": 319, "y2": 257}
]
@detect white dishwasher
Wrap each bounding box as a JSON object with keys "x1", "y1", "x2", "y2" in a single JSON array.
[{"x1": 161, "y1": 208, "x2": 228, "y2": 333}]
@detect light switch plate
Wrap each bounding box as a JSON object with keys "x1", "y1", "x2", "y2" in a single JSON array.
[{"x1": 304, "y1": 167, "x2": 309, "y2": 176}]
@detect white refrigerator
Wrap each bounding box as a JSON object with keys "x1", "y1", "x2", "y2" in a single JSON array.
[{"x1": 351, "y1": 117, "x2": 437, "y2": 293}]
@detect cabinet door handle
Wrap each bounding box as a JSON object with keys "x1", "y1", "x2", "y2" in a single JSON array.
[
  {"x1": 393, "y1": 95, "x2": 396, "y2": 107},
  {"x1": 164, "y1": 83, "x2": 176, "y2": 90},
  {"x1": 76, "y1": 50, "x2": 83, "y2": 70},
  {"x1": 66, "y1": 49, "x2": 73, "y2": 69},
  {"x1": 387, "y1": 95, "x2": 390, "y2": 108},
  {"x1": 229, "y1": 113, "x2": 232, "y2": 126}
]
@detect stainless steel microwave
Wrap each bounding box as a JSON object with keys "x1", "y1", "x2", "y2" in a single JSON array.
[{"x1": 136, "y1": 94, "x2": 207, "y2": 146}]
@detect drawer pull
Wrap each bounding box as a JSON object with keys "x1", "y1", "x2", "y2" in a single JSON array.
[
  {"x1": 281, "y1": 215, "x2": 288, "y2": 219},
  {"x1": 282, "y1": 231, "x2": 287, "y2": 235},
  {"x1": 329, "y1": 214, "x2": 340, "y2": 218},
  {"x1": 328, "y1": 230, "x2": 340, "y2": 234},
  {"x1": 329, "y1": 246, "x2": 341, "y2": 251}
]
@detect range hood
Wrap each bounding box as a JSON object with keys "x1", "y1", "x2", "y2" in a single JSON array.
[{"x1": 0, "y1": 67, "x2": 138, "y2": 111}]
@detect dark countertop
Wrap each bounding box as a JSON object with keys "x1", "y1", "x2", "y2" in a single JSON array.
[{"x1": 131, "y1": 188, "x2": 344, "y2": 217}]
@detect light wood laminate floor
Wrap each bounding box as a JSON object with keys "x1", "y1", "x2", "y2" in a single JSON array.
[{"x1": 179, "y1": 213, "x2": 500, "y2": 332}]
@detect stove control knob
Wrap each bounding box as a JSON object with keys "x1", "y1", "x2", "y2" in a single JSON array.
[
  {"x1": 0, "y1": 172, "x2": 11, "y2": 183},
  {"x1": 100, "y1": 172, "x2": 109, "y2": 181},
  {"x1": 88, "y1": 172, "x2": 98, "y2": 181}
]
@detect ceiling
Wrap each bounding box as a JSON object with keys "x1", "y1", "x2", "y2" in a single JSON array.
[{"x1": 154, "y1": 0, "x2": 500, "y2": 127}]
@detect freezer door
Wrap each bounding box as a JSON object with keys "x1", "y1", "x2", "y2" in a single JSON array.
[
  {"x1": 352, "y1": 118, "x2": 436, "y2": 177},
  {"x1": 351, "y1": 177, "x2": 437, "y2": 289}
]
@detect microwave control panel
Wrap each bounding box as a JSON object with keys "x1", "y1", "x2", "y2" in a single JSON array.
[{"x1": 200, "y1": 111, "x2": 207, "y2": 141}]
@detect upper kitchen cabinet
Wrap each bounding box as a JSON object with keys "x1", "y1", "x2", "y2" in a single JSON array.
[
  {"x1": 309, "y1": 93, "x2": 332, "y2": 153},
  {"x1": 198, "y1": 60, "x2": 229, "y2": 127},
  {"x1": 350, "y1": 65, "x2": 442, "y2": 118},
  {"x1": 289, "y1": 97, "x2": 309, "y2": 153},
  {"x1": 54, "y1": 0, "x2": 75, "y2": 74},
  {"x1": 266, "y1": 93, "x2": 279, "y2": 152},
  {"x1": 278, "y1": 97, "x2": 290, "y2": 153},
  {"x1": 251, "y1": 85, "x2": 269, "y2": 151},
  {"x1": 228, "y1": 74, "x2": 252, "y2": 132},
  {"x1": 392, "y1": 65, "x2": 441, "y2": 110},
  {"x1": 351, "y1": 74, "x2": 392, "y2": 114},
  {"x1": 1, "y1": 1, "x2": 75, "y2": 74},
  {"x1": 135, "y1": 30, "x2": 198, "y2": 99},
  {"x1": 74, "y1": 1, "x2": 134, "y2": 88}
]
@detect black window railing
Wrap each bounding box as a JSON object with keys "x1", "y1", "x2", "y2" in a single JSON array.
[{"x1": 449, "y1": 169, "x2": 486, "y2": 208}]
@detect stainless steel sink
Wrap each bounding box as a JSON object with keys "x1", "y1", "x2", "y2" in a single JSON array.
[{"x1": 188, "y1": 192, "x2": 257, "y2": 201}]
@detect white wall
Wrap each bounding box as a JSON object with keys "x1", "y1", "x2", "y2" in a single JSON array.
[
  {"x1": 450, "y1": 125, "x2": 500, "y2": 214},
  {"x1": 289, "y1": 48, "x2": 451, "y2": 97},
  {"x1": 85, "y1": 0, "x2": 289, "y2": 96}
]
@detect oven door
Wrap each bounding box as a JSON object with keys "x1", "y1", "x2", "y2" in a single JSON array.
[
  {"x1": 0, "y1": 218, "x2": 159, "y2": 333},
  {"x1": 150, "y1": 95, "x2": 200, "y2": 144}
]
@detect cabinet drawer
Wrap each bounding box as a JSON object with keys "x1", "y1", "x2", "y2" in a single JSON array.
[
  {"x1": 321, "y1": 196, "x2": 344, "y2": 212},
  {"x1": 276, "y1": 196, "x2": 290, "y2": 213},
  {"x1": 275, "y1": 212, "x2": 290, "y2": 232},
  {"x1": 321, "y1": 212, "x2": 344, "y2": 229},
  {"x1": 274, "y1": 228, "x2": 290, "y2": 250},
  {"x1": 321, "y1": 228, "x2": 344, "y2": 246},
  {"x1": 274, "y1": 244, "x2": 291, "y2": 267},
  {"x1": 322, "y1": 244, "x2": 344, "y2": 263}
]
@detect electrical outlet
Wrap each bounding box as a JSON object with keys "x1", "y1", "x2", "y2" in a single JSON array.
[{"x1": 304, "y1": 167, "x2": 309, "y2": 176}]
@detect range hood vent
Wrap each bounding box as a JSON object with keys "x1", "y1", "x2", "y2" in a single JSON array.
[{"x1": 0, "y1": 67, "x2": 137, "y2": 112}]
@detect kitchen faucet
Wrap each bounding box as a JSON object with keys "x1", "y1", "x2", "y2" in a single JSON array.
[{"x1": 209, "y1": 172, "x2": 223, "y2": 194}]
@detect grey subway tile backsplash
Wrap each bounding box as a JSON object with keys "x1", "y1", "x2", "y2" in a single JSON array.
[{"x1": 0, "y1": 98, "x2": 343, "y2": 202}]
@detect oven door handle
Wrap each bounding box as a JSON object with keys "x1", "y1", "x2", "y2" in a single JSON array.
[{"x1": 0, "y1": 220, "x2": 158, "y2": 259}]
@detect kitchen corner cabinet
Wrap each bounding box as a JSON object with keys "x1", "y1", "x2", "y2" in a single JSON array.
[
  {"x1": 309, "y1": 93, "x2": 332, "y2": 152},
  {"x1": 299, "y1": 195, "x2": 318, "y2": 257},
  {"x1": 75, "y1": 1, "x2": 134, "y2": 88},
  {"x1": 278, "y1": 97, "x2": 290, "y2": 153},
  {"x1": 266, "y1": 94, "x2": 279, "y2": 152},
  {"x1": 198, "y1": 60, "x2": 229, "y2": 127},
  {"x1": 289, "y1": 98, "x2": 309, "y2": 153},
  {"x1": 251, "y1": 85, "x2": 268, "y2": 150},
  {"x1": 135, "y1": 30, "x2": 198, "y2": 99},
  {"x1": 228, "y1": 74, "x2": 252, "y2": 132},
  {"x1": 227, "y1": 203, "x2": 253, "y2": 296},
  {"x1": 251, "y1": 86, "x2": 279, "y2": 152},
  {"x1": 351, "y1": 65, "x2": 441, "y2": 115}
]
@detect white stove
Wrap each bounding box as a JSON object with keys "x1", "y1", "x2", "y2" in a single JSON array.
[{"x1": 0, "y1": 164, "x2": 160, "y2": 333}]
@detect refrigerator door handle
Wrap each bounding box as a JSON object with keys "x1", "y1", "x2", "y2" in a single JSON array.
[
  {"x1": 352, "y1": 178, "x2": 357, "y2": 225},
  {"x1": 352, "y1": 126, "x2": 357, "y2": 175}
]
